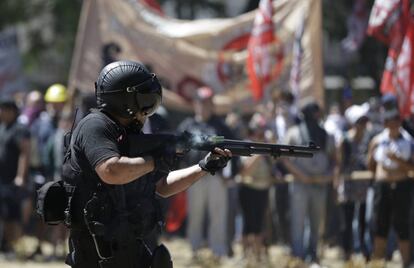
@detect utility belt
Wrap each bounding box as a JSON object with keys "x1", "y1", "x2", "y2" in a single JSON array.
[{"x1": 37, "y1": 179, "x2": 163, "y2": 232}]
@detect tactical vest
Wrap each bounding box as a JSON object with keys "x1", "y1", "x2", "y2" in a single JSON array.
[{"x1": 63, "y1": 112, "x2": 164, "y2": 233}]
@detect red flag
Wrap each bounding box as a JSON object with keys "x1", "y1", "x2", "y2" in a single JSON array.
[
  {"x1": 392, "y1": 23, "x2": 414, "y2": 117},
  {"x1": 140, "y1": 0, "x2": 164, "y2": 16},
  {"x1": 246, "y1": 0, "x2": 283, "y2": 100},
  {"x1": 367, "y1": 0, "x2": 407, "y2": 49},
  {"x1": 165, "y1": 191, "x2": 187, "y2": 233},
  {"x1": 367, "y1": 0, "x2": 413, "y2": 117}
]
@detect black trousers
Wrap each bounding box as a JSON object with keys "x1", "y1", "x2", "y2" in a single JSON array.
[
  {"x1": 66, "y1": 230, "x2": 151, "y2": 268},
  {"x1": 340, "y1": 202, "x2": 368, "y2": 258},
  {"x1": 374, "y1": 180, "x2": 412, "y2": 240}
]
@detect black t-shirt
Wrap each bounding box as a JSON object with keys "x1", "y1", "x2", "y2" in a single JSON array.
[
  {"x1": 70, "y1": 111, "x2": 123, "y2": 173},
  {"x1": 0, "y1": 120, "x2": 30, "y2": 183}
]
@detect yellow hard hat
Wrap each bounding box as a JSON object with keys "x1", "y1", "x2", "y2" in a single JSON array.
[{"x1": 44, "y1": 83, "x2": 68, "y2": 103}]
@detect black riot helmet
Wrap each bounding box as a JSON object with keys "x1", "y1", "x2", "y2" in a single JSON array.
[{"x1": 95, "y1": 60, "x2": 162, "y2": 119}]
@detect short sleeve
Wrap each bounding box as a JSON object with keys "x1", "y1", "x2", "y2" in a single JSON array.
[
  {"x1": 326, "y1": 133, "x2": 336, "y2": 155},
  {"x1": 14, "y1": 125, "x2": 31, "y2": 143},
  {"x1": 284, "y1": 127, "x2": 297, "y2": 145},
  {"x1": 79, "y1": 118, "x2": 121, "y2": 168}
]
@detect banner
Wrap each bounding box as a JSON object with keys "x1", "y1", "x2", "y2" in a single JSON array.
[
  {"x1": 289, "y1": 15, "x2": 305, "y2": 99},
  {"x1": 68, "y1": 0, "x2": 323, "y2": 113},
  {"x1": 0, "y1": 28, "x2": 26, "y2": 97}
]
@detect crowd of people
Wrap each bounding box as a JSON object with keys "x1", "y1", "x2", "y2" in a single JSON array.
[{"x1": 0, "y1": 82, "x2": 414, "y2": 268}]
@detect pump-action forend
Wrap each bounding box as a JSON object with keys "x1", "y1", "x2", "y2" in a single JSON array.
[{"x1": 129, "y1": 131, "x2": 320, "y2": 158}]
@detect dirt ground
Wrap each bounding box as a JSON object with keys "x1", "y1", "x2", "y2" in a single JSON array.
[{"x1": 0, "y1": 236, "x2": 403, "y2": 268}]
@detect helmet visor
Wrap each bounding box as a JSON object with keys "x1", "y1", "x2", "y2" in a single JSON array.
[
  {"x1": 127, "y1": 73, "x2": 162, "y2": 116},
  {"x1": 136, "y1": 93, "x2": 162, "y2": 116}
]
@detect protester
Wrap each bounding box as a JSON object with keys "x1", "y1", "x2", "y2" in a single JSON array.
[
  {"x1": 382, "y1": 93, "x2": 414, "y2": 139},
  {"x1": 367, "y1": 104, "x2": 414, "y2": 267},
  {"x1": 282, "y1": 98, "x2": 336, "y2": 265},
  {"x1": 18, "y1": 90, "x2": 47, "y2": 240},
  {"x1": 335, "y1": 103, "x2": 372, "y2": 261},
  {"x1": 18, "y1": 90, "x2": 44, "y2": 127},
  {"x1": 0, "y1": 99, "x2": 31, "y2": 257},
  {"x1": 322, "y1": 103, "x2": 346, "y2": 247},
  {"x1": 178, "y1": 86, "x2": 236, "y2": 263},
  {"x1": 237, "y1": 112, "x2": 274, "y2": 263},
  {"x1": 269, "y1": 90, "x2": 298, "y2": 246}
]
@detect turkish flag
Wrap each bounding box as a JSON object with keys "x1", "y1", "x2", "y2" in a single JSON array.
[
  {"x1": 367, "y1": 0, "x2": 414, "y2": 117},
  {"x1": 246, "y1": 0, "x2": 283, "y2": 101},
  {"x1": 140, "y1": 0, "x2": 164, "y2": 15},
  {"x1": 367, "y1": 0, "x2": 408, "y2": 49}
]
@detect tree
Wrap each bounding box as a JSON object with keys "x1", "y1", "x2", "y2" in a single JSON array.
[{"x1": 0, "y1": 0, "x2": 81, "y2": 89}]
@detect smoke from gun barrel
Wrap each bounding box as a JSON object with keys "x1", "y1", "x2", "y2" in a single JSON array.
[{"x1": 128, "y1": 132, "x2": 319, "y2": 158}]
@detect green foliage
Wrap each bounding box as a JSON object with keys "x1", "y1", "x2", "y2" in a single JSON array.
[
  {"x1": 0, "y1": 0, "x2": 28, "y2": 27},
  {"x1": 0, "y1": 0, "x2": 81, "y2": 88}
]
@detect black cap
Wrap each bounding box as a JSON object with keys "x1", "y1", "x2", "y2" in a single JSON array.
[
  {"x1": 381, "y1": 93, "x2": 398, "y2": 109},
  {"x1": 0, "y1": 98, "x2": 18, "y2": 111},
  {"x1": 299, "y1": 97, "x2": 320, "y2": 114}
]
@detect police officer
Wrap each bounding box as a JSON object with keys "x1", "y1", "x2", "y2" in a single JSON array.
[{"x1": 62, "y1": 60, "x2": 232, "y2": 268}]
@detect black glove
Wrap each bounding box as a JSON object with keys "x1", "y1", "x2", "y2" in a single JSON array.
[
  {"x1": 152, "y1": 146, "x2": 178, "y2": 174},
  {"x1": 199, "y1": 152, "x2": 231, "y2": 175}
]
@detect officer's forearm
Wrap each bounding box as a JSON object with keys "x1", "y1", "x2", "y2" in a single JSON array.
[
  {"x1": 95, "y1": 156, "x2": 155, "y2": 185},
  {"x1": 156, "y1": 165, "x2": 207, "y2": 198}
]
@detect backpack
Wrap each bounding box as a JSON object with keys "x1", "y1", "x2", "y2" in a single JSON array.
[{"x1": 36, "y1": 180, "x2": 69, "y2": 225}]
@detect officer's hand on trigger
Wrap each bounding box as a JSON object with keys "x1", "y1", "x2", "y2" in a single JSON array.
[{"x1": 199, "y1": 147, "x2": 232, "y2": 175}]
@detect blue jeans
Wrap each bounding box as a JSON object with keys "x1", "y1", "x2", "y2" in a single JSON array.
[{"x1": 290, "y1": 181, "x2": 327, "y2": 261}]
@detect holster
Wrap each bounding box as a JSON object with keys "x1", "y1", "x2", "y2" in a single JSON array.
[{"x1": 151, "y1": 244, "x2": 173, "y2": 268}]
